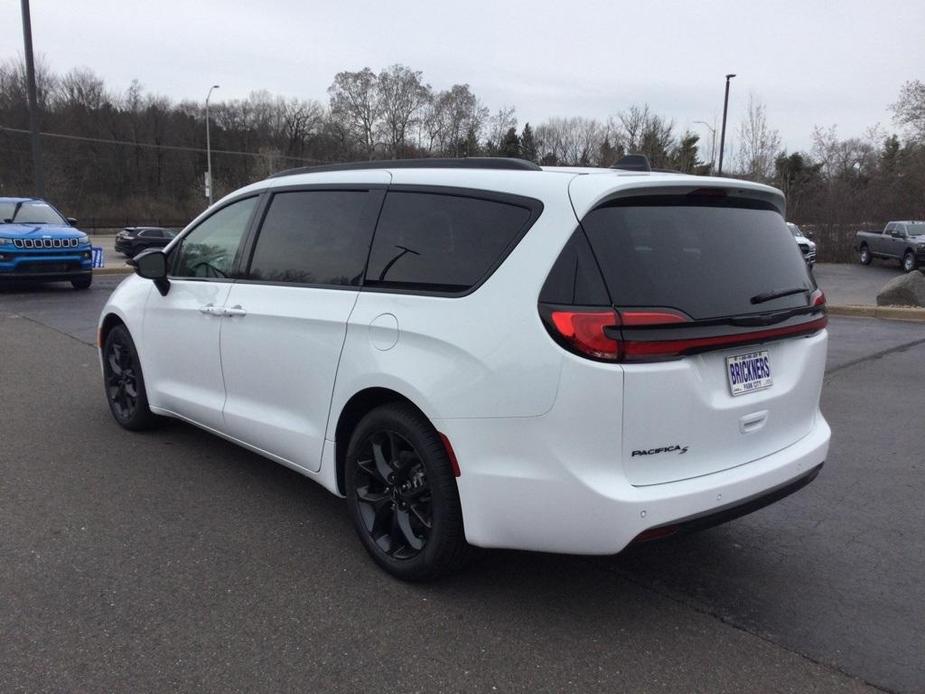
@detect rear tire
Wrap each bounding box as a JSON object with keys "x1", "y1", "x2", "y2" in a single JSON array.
[
  {"x1": 858, "y1": 245, "x2": 871, "y2": 265},
  {"x1": 71, "y1": 274, "x2": 92, "y2": 290},
  {"x1": 902, "y1": 250, "x2": 916, "y2": 273},
  {"x1": 102, "y1": 324, "x2": 162, "y2": 430},
  {"x1": 345, "y1": 402, "x2": 474, "y2": 581}
]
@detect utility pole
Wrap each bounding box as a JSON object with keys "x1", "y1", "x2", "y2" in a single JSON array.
[
  {"x1": 205, "y1": 84, "x2": 220, "y2": 205},
  {"x1": 20, "y1": 0, "x2": 44, "y2": 197},
  {"x1": 717, "y1": 73, "x2": 736, "y2": 176}
]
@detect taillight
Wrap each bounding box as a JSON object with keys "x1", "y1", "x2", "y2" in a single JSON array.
[
  {"x1": 620, "y1": 309, "x2": 689, "y2": 326},
  {"x1": 548, "y1": 309, "x2": 621, "y2": 360},
  {"x1": 622, "y1": 315, "x2": 828, "y2": 361},
  {"x1": 542, "y1": 305, "x2": 827, "y2": 363},
  {"x1": 810, "y1": 288, "x2": 826, "y2": 307}
]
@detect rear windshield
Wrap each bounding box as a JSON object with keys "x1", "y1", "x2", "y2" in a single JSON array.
[{"x1": 580, "y1": 195, "x2": 814, "y2": 320}]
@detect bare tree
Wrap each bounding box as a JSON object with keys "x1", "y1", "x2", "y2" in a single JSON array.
[
  {"x1": 377, "y1": 65, "x2": 430, "y2": 157},
  {"x1": 891, "y1": 79, "x2": 925, "y2": 141},
  {"x1": 610, "y1": 105, "x2": 676, "y2": 167},
  {"x1": 328, "y1": 68, "x2": 380, "y2": 158},
  {"x1": 485, "y1": 106, "x2": 517, "y2": 153},
  {"x1": 428, "y1": 84, "x2": 487, "y2": 157},
  {"x1": 535, "y1": 117, "x2": 603, "y2": 165},
  {"x1": 735, "y1": 95, "x2": 781, "y2": 181}
]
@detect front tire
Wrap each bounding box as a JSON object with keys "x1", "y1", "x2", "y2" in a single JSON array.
[
  {"x1": 71, "y1": 274, "x2": 92, "y2": 290},
  {"x1": 858, "y1": 245, "x2": 871, "y2": 265},
  {"x1": 902, "y1": 251, "x2": 917, "y2": 273},
  {"x1": 345, "y1": 402, "x2": 473, "y2": 581},
  {"x1": 102, "y1": 324, "x2": 162, "y2": 430}
]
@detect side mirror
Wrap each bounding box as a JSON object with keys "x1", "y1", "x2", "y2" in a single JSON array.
[
  {"x1": 134, "y1": 249, "x2": 170, "y2": 296},
  {"x1": 66, "y1": 217, "x2": 78, "y2": 226}
]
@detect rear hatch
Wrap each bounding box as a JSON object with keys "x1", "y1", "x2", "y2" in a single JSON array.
[{"x1": 545, "y1": 185, "x2": 827, "y2": 486}]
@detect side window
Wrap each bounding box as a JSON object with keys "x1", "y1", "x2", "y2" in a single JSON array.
[
  {"x1": 172, "y1": 196, "x2": 258, "y2": 279},
  {"x1": 247, "y1": 190, "x2": 381, "y2": 286},
  {"x1": 539, "y1": 229, "x2": 610, "y2": 306},
  {"x1": 365, "y1": 191, "x2": 534, "y2": 294}
]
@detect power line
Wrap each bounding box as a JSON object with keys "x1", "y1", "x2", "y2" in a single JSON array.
[{"x1": 0, "y1": 124, "x2": 325, "y2": 163}]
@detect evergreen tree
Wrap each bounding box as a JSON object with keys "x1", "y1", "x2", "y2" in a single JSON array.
[
  {"x1": 519, "y1": 122, "x2": 537, "y2": 162},
  {"x1": 498, "y1": 127, "x2": 520, "y2": 157},
  {"x1": 670, "y1": 132, "x2": 700, "y2": 173}
]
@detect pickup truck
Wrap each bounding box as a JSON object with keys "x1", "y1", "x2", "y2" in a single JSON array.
[
  {"x1": 856, "y1": 221, "x2": 925, "y2": 272},
  {"x1": 0, "y1": 197, "x2": 93, "y2": 288}
]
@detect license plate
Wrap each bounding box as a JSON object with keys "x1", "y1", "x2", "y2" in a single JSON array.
[{"x1": 726, "y1": 350, "x2": 772, "y2": 396}]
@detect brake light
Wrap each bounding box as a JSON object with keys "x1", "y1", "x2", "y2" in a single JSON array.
[
  {"x1": 549, "y1": 309, "x2": 620, "y2": 360},
  {"x1": 810, "y1": 289, "x2": 826, "y2": 307},
  {"x1": 542, "y1": 307, "x2": 826, "y2": 363},
  {"x1": 620, "y1": 309, "x2": 689, "y2": 326},
  {"x1": 622, "y1": 315, "x2": 828, "y2": 361}
]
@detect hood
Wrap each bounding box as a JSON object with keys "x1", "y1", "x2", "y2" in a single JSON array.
[{"x1": 0, "y1": 222, "x2": 86, "y2": 239}]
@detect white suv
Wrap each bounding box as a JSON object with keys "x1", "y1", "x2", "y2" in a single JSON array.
[{"x1": 98, "y1": 157, "x2": 830, "y2": 580}]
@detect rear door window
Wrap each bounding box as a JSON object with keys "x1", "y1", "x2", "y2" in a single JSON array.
[
  {"x1": 247, "y1": 190, "x2": 381, "y2": 286},
  {"x1": 365, "y1": 191, "x2": 536, "y2": 294},
  {"x1": 580, "y1": 194, "x2": 813, "y2": 319}
]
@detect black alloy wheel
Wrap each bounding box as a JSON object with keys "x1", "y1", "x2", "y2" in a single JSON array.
[
  {"x1": 102, "y1": 325, "x2": 161, "y2": 430},
  {"x1": 345, "y1": 402, "x2": 474, "y2": 580},
  {"x1": 354, "y1": 429, "x2": 433, "y2": 559}
]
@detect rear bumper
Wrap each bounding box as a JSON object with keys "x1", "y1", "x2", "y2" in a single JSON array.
[
  {"x1": 442, "y1": 413, "x2": 830, "y2": 555},
  {"x1": 630, "y1": 462, "x2": 823, "y2": 544}
]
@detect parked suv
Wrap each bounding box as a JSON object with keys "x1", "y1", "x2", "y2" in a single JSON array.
[
  {"x1": 98, "y1": 157, "x2": 830, "y2": 580},
  {"x1": 114, "y1": 226, "x2": 178, "y2": 257},
  {"x1": 0, "y1": 197, "x2": 93, "y2": 288},
  {"x1": 787, "y1": 222, "x2": 816, "y2": 268}
]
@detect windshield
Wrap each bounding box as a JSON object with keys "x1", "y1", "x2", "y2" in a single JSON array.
[
  {"x1": 787, "y1": 223, "x2": 803, "y2": 238},
  {"x1": 906, "y1": 223, "x2": 925, "y2": 235},
  {"x1": 0, "y1": 201, "x2": 67, "y2": 225},
  {"x1": 581, "y1": 195, "x2": 814, "y2": 320}
]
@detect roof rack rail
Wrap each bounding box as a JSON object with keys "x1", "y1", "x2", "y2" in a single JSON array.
[
  {"x1": 611, "y1": 154, "x2": 651, "y2": 172},
  {"x1": 269, "y1": 157, "x2": 542, "y2": 178}
]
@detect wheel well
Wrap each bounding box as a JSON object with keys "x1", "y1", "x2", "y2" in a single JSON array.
[
  {"x1": 333, "y1": 387, "x2": 426, "y2": 496},
  {"x1": 98, "y1": 313, "x2": 125, "y2": 347}
]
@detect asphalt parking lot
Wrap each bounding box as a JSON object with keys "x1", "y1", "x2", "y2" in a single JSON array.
[
  {"x1": 813, "y1": 262, "x2": 909, "y2": 306},
  {"x1": 1, "y1": 276, "x2": 923, "y2": 692}
]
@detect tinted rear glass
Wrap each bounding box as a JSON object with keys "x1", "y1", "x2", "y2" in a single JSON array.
[
  {"x1": 365, "y1": 191, "x2": 533, "y2": 293},
  {"x1": 581, "y1": 195, "x2": 814, "y2": 319},
  {"x1": 248, "y1": 190, "x2": 380, "y2": 286}
]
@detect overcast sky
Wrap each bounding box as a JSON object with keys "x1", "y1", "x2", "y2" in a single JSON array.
[{"x1": 3, "y1": 0, "x2": 923, "y2": 153}]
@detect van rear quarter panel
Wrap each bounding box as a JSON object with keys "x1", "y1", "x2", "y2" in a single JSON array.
[{"x1": 328, "y1": 176, "x2": 579, "y2": 426}]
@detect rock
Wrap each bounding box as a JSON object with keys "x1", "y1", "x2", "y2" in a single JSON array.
[{"x1": 876, "y1": 271, "x2": 925, "y2": 307}]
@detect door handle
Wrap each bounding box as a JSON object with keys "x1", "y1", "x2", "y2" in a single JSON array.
[
  {"x1": 223, "y1": 305, "x2": 247, "y2": 317},
  {"x1": 199, "y1": 303, "x2": 222, "y2": 315}
]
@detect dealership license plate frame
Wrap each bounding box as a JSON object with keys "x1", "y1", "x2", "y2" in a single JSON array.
[{"x1": 726, "y1": 350, "x2": 773, "y2": 397}]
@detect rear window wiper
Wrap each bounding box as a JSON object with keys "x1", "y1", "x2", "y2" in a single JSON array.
[{"x1": 750, "y1": 287, "x2": 810, "y2": 305}]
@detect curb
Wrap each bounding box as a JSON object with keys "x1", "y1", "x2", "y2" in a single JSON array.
[
  {"x1": 828, "y1": 304, "x2": 925, "y2": 322},
  {"x1": 93, "y1": 266, "x2": 133, "y2": 276}
]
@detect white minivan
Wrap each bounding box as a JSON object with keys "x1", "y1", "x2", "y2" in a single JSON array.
[{"x1": 99, "y1": 157, "x2": 830, "y2": 580}]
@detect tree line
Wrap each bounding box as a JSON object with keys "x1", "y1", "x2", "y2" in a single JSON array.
[{"x1": 0, "y1": 57, "x2": 923, "y2": 245}]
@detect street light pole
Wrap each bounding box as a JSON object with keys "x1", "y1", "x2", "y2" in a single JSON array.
[
  {"x1": 205, "y1": 84, "x2": 220, "y2": 206},
  {"x1": 694, "y1": 119, "x2": 717, "y2": 172},
  {"x1": 20, "y1": 0, "x2": 44, "y2": 197},
  {"x1": 717, "y1": 73, "x2": 736, "y2": 176}
]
